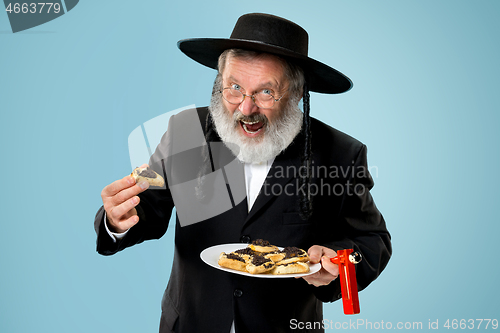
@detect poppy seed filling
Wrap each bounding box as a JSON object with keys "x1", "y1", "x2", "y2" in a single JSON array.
[
  {"x1": 226, "y1": 253, "x2": 245, "y2": 262},
  {"x1": 138, "y1": 167, "x2": 156, "y2": 178},
  {"x1": 281, "y1": 246, "x2": 304, "y2": 258},
  {"x1": 235, "y1": 248, "x2": 256, "y2": 256},
  {"x1": 251, "y1": 255, "x2": 272, "y2": 266},
  {"x1": 251, "y1": 239, "x2": 271, "y2": 246}
]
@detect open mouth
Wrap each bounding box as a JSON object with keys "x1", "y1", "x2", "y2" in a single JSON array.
[{"x1": 240, "y1": 119, "x2": 265, "y2": 134}]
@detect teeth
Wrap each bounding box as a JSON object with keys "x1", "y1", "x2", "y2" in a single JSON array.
[
  {"x1": 241, "y1": 120, "x2": 259, "y2": 125},
  {"x1": 242, "y1": 123, "x2": 262, "y2": 134}
]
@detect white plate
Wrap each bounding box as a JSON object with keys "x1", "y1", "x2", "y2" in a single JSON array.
[{"x1": 200, "y1": 243, "x2": 321, "y2": 278}]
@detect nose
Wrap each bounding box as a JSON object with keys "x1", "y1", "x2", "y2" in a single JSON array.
[{"x1": 238, "y1": 95, "x2": 259, "y2": 116}]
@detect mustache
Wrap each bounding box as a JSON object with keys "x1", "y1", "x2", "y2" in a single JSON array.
[{"x1": 233, "y1": 110, "x2": 269, "y2": 125}]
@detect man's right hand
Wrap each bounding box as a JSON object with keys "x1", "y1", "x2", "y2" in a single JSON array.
[{"x1": 101, "y1": 167, "x2": 150, "y2": 233}]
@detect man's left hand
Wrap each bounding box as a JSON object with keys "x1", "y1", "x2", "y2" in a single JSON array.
[{"x1": 301, "y1": 245, "x2": 339, "y2": 286}]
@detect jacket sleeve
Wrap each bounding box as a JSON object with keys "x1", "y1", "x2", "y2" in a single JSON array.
[
  {"x1": 95, "y1": 116, "x2": 177, "y2": 256},
  {"x1": 313, "y1": 144, "x2": 392, "y2": 302}
]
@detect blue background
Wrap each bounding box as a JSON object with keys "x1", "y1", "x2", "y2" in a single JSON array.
[{"x1": 1, "y1": 0, "x2": 499, "y2": 332}]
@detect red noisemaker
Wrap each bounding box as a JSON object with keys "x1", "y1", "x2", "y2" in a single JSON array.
[{"x1": 330, "y1": 249, "x2": 362, "y2": 315}]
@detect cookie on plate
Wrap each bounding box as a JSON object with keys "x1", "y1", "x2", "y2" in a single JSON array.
[
  {"x1": 246, "y1": 254, "x2": 275, "y2": 274},
  {"x1": 233, "y1": 247, "x2": 257, "y2": 263},
  {"x1": 218, "y1": 252, "x2": 247, "y2": 272},
  {"x1": 248, "y1": 239, "x2": 279, "y2": 253},
  {"x1": 271, "y1": 262, "x2": 310, "y2": 275},
  {"x1": 276, "y1": 247, "x2": 310, "y2": 265}
]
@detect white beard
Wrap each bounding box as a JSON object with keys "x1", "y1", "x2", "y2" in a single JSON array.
[{"x1": 208, "y1": 77, "x2": 303, "y2": 163}]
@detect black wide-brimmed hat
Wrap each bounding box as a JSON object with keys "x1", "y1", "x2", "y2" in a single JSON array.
[{"x1": 177, "y1": 13, "x2": 352, "y2": 94}]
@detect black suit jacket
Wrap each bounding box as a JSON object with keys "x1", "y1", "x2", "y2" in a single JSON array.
[{"x1": 95, "y1": 107, "x2": 391, "y2": 333}]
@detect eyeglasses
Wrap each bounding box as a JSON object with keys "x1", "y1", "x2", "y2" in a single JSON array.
[{"x1": 219, "y1": 86, "x2": 286, "y2": 109}]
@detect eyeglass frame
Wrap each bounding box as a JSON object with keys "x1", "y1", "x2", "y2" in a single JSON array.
[{"x1": 218, "y1": 86, "x2": 287, "y2": 109}]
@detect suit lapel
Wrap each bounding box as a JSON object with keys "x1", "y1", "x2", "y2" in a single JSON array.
[{"x1": 208, "y1": 136, "x2": 249, "y2": 221}]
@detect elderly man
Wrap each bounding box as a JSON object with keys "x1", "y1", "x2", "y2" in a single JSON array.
[{"x1": 95, "y1": 13, "x2": 391, "y2": 333}]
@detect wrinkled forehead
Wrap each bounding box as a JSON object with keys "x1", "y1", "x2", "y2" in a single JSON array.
[{"x1": 222, "y1": 52, "x2": 289, "y2": 89}]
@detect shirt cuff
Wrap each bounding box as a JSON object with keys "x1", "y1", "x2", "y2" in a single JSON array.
[{"x1": 103, "y1": 211, "x2": 129, "y2": 243}]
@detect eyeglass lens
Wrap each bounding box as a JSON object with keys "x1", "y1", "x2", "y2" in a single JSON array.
[{"x1": 222, "y1": 88, "x2": 275, "y2": 108}]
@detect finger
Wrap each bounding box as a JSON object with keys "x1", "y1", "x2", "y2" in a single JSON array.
[
  {"x1": 108, "y1": 196, "x2": 141, "y2": 222},
  {"x1": 302, "y1": 270, "x2": 330, "y2": 287},
  {"x1": 119, "y1": 214, "x2": 140, "y2": 231},
  {"x1": 109, "y1": 212, "x2": 139, "y2": 233},
  {"x1": 109, "y1": 180, "x2": 149, "y2": 206},
  {"x1": 301, "y1": 271, "x2": 321, "y2": 284},
  {"x1": 307, "y1": 245, "x2": 324, "y2": 264},
  {"x1": 321, "y1": 248, "x2": 338, "y2": 259},
  {"x1": 102, "y1": 175, "x2": 136, "y2": 198},
  {"x1": 308, "y1": 245, "x2": 336, "y2": 263},
  {"x1": 321, "y1": 256, "x2": 340, "y2": 278},
  {"x1": 302, "y1": 264, "x2": 338, "y2": 286}
]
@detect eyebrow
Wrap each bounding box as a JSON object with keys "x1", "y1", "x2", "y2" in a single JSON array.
[{"x1": 226, "y1": 75, "x2": 281, "y2": 91}]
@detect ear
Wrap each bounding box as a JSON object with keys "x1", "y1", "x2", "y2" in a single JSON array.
[{"x1": 298, "y1": 83, "x2": 304, "y2": 100}]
